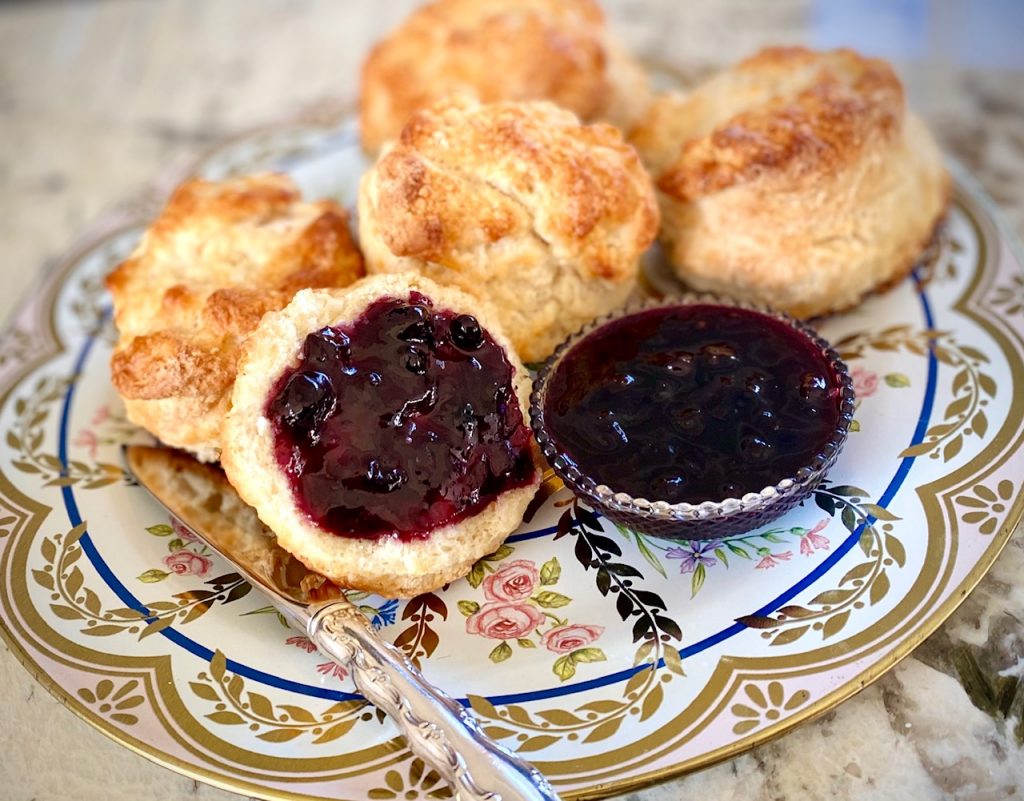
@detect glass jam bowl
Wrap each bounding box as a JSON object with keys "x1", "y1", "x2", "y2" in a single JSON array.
[{"x1": 529, "y1": 294, "x2": 856, "y2": 541}]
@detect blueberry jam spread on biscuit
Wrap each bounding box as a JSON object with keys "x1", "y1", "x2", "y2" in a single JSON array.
[
  {"x1": 543, "y1": 305, "x2": 843, "y2": 504},
  {"x1": 267, "y1": 293, "x2": 535, "y2": 540}
]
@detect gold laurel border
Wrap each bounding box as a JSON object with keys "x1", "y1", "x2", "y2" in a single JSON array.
[{"x1": 0, "y1": 112, "x2": 1019, "y2": 799}]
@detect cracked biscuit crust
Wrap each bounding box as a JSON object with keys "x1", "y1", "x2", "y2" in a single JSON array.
[
  {"x1": 107, "y1": 174, "x2": 364, "y2": 461},
  {"x1": 221, "y1": 274, "x2": 540, "y2": 598},
  {"x1": 631, "y1": 47, "x2": 951, "y2": 318},
  {"x1": 359, "y1": 0, "x2": 650, "y2": 153},
  {"x1": 358, "y1": 99, "x2": 660, "y2": 362}
]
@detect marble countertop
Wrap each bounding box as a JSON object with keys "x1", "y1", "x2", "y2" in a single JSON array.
[{"x1": 1, "y1": 1, "x2": 1022, "y2": 799}]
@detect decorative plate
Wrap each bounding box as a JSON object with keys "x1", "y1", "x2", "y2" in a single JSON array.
[{"x1": 1, "y1": 110, "x2": 1023, "y2": 801}]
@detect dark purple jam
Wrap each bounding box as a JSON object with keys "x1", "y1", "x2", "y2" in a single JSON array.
[
  {"x1": 543, "y1": 305, "x2": 843, "y2": 504},
  {"x1": 267, "y1": 293, "x2": 535, "y2": 541}
]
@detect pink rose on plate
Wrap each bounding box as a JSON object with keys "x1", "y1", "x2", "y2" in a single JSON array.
[
  {"x1": 163, "y1": 549, "x2": 213, "y2": 577},
  {"x1": 171, "y1": 517, "x2": 201, "y2": 544},
  {"x1": 482, "y1": 559, "x2": 539, "y2": 602},
  {"x1": 466, "y1": 601, "x2": 545, "y2": 640},
  {"x1": 540, "y1": 624, "x2": 604, "y2": 654},
  {"x1": 851, "y1": 367, "x2": 878, "y2": 399}
]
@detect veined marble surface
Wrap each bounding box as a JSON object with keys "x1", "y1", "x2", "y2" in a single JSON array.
[{"x1": 1, "y1": 2, "x2": 1022, "y2": 799}]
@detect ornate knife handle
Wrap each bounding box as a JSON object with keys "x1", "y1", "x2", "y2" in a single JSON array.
[{"x1": 307, "y1": 601, "x2": 561, "y2": 801}]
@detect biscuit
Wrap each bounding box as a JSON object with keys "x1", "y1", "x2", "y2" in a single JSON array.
[
  {"x1": 631, "y1": 47, "x2": 951, "y2": 317},
  {"x1": 359, "y1": 0, "x2": 650, "y2": 153},
  {"x1": 221, "y1": 274, "x2": 541, "y2": 598},
  {"x1": 358, "y1": 99, "x2": 660, "y2": 362},
  {"x1": 106, "y1": 174, "x2": 365, "y2": 461}
]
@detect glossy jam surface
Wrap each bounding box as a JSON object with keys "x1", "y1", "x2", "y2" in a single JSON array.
[
  {"x1": 543, "y1": 305, "x2": 843, "y2": 504},
  {"x1": 268, "y1": 293, "x2": 534, "y2": 541}
]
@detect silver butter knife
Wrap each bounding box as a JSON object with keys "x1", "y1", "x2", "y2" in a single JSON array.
[{"x1": 123, "y1": 444, "x2": 560, "y2": 801}]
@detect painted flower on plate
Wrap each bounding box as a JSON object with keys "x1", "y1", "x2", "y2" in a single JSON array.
[
  {"x1": 73, "y1": 429, "x2": 99, "y2": 459},
  {"x1": 665, "y1": 540, "x2": 721, "y2": 574},
  {"x1": 163, "y1": 549, "x2": 213, "y2": 577},
  {"x1": 851, "y1": 367, "x2": 878, "y2": 398},
  {"x1": 286, "y1": 635, "x2": 317, "y2": 654},
  {"x1": 171, "y1": 516, "x2": 201, "y2": 544},
  {"x1": 466, "y1": 601, "x2": 545, "y2": 640},
  {"x1": 371, "y1": 599, "x2": 400, "y2": 629},
  {"x1": 755, "y1": 551, "x2": 793, "y2": 570},
  {"x1": 798, "y1": 519, "x2": 831, "y2": 556},
  {"x1": 316, "y1": 662, "x2": 348, "y2": 681},
  {"x1": 482, "y1": 559, "x2": 539, "y2": 602},
  {"x1": 540, "y1": 624, "x2": 604, "y2": 654}
]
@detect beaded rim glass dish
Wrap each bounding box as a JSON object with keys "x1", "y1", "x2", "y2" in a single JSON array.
[{"x1": 529, "y1": 293, "x2": 857, "y2": 541}]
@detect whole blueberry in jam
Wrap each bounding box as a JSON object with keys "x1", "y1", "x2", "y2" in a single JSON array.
[
  {"x1": 276, "y1": 370, "x2": 336, "y2": 439},
  {"x1": 450, "y1": 314, "x2": 484, "y2": 351},
  {"x1": 541, "y1": 304, "x2": 846, "y2": 505},
  {"x1": 266, "y1": 293, "x2": 535, "y2": 540}
]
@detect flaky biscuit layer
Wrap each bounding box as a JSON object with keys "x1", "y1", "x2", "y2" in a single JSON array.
[
  {"x1": 359, "y1": 0, "x2": 650, "y2": 153},
  {"x1": 106, "y1": 174, "x2": 364, "y2": 460},
  {"x1": 359, "y1": 99, "x2": 659, "y2": 362}
]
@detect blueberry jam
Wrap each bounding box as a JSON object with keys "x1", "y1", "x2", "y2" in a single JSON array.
[
  {"x1": 543, "y1": 305, "x2": 844, "y2": 504},
  {"x1": 267, "y1": 293, "x2": 535, "y2": 540}
]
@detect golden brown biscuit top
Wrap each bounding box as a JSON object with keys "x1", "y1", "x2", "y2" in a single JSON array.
[
  {"x1": 368, "y1": 99, "x2": 659, "y2": 282},
  {"x1": 634, "y1": 47, "x2": 906, "y2": 203},
  {"x1": 106, "y1": 174, "x2": 364, "y2": 402},
  {"x1": 359, "y1": 0, "x2": 612, "y2": 152}
]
